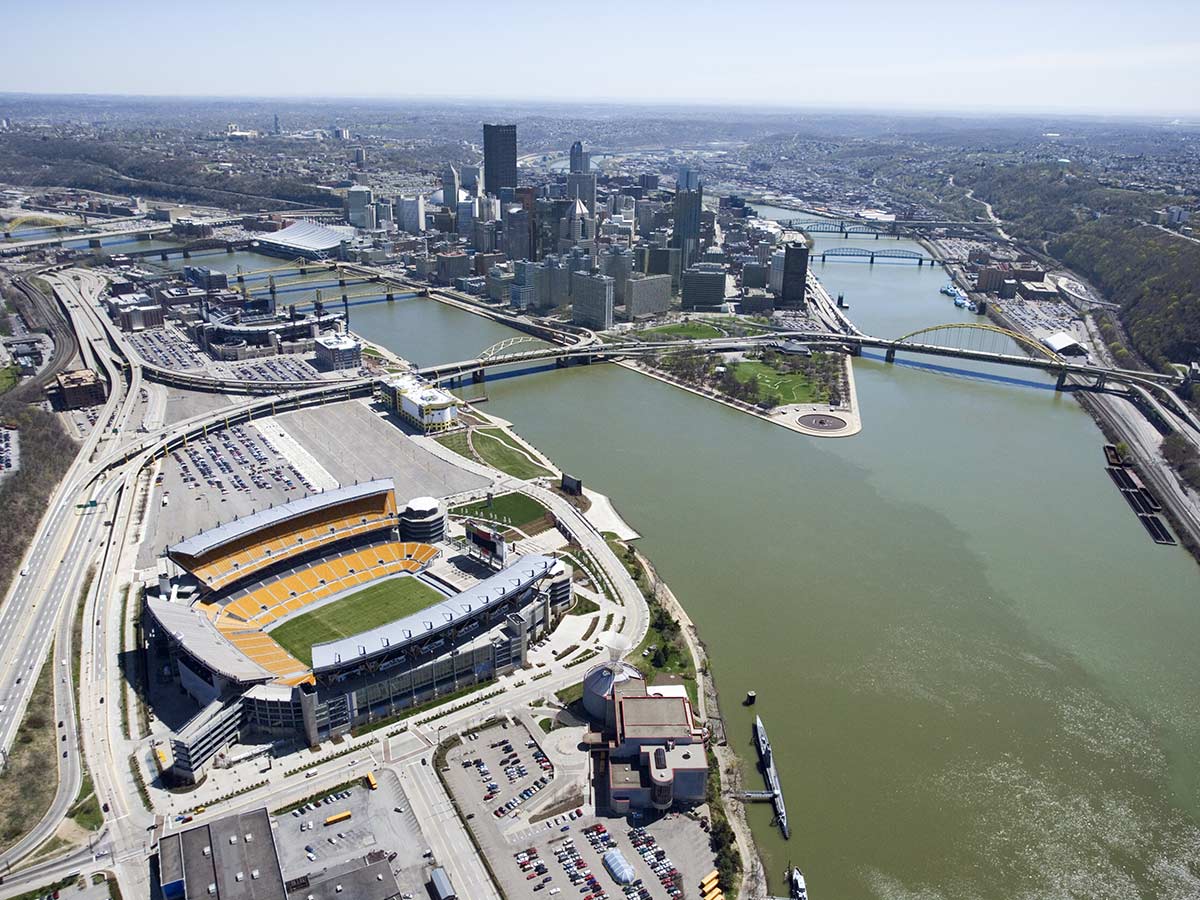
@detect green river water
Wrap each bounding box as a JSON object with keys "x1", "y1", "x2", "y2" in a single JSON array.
[{"x1": 161, "y1": 232, "x2": 1200, "y2": 899}]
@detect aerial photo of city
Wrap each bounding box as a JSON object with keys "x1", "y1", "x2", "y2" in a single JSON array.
[{"x1": 1, "y1": 2, "x2": 1199, "y2": 899}]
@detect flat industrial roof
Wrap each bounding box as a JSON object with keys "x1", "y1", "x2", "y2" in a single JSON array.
[
  {"x1": 310, "y1": 554, "x2": 555, "y2": 672},
  {"x1": 146, "y1": 597, "x2": 273, "y2": 684},
  {"x1": 168, "y1": 479, "x2": 394, "y2": 559},
  {"x1": 160, "y1": 808, "x2": 287, "y2": 900},
  {"x1": 618, "y1": 695, "x2": 695, "y2": 741}
]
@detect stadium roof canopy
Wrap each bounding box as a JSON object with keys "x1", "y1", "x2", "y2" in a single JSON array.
[
  {"x1": 310, "y1": 554, "x2": 556, "y2": 672},
  {"x1": 168, "y1": 479, "x2": 395, "y2": 560},
  {"x1": 255, "y1": 219, "x2": 355, "y2": 254},
  {"x1": 145, "y1": 597, "x2": 274, "y2": 683}
]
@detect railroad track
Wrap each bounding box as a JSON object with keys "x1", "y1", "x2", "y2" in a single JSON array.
[{"x1": 2, "y1": 273, "x2": 79, "y2": 404}]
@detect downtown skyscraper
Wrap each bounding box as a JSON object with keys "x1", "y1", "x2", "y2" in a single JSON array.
[{"x1": 483, "y1": 123, "x2": 518, "y2": 196}]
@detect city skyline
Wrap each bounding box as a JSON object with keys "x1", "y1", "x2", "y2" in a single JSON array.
[{"x1": 2, "y1": 0, "x2": 1199, "y2": 117}]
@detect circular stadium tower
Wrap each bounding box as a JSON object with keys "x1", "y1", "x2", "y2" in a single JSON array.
[{"x1": 400, "y1": 496, "x2": 445, "y2": 543}]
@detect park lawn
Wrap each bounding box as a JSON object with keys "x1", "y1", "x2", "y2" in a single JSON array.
[
  {"x1": 270, "y1": 576, "x2": 444, "y2": 666},
  {"x1": 453, "y1": 491, "x2": 551, "y2": 534},
  {"x1": 435, "y1": 427, "x2": 553, "y2": 480},
  {"x1": 471, "y1": 429, "x2": 554, "y2": 479},
  {"x1": 644, "y1": 321, "x2": 724, "y2": 339},
  {"x1": 0, "y1": 365, "x2": 17, "y2": 395},
  {"x1": 731, "y1": 359, "x2": 824, "y2": 404}
]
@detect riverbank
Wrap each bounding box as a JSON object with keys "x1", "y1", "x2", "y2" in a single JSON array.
[
  {"x1": 444, "y1": 402, "x2": 761, "y2": 896},
  {"x1": 633, "y1": 548, "x2": 768, "y2": 900}
]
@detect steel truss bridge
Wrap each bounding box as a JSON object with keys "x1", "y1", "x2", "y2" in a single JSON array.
[
  {"x1": 817, "y1": 247, "x2": 931, "y2": 264},
  {"x1": 779, "y1": 218, "x2": 990, "y2": 236},
  {"x1": 130, "y1": 321, "x2": 1185, "y2": 423}
]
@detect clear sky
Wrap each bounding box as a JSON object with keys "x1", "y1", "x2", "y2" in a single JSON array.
[{"x1": 2, "y1": 0, "x2": 1197, "y2": 116}]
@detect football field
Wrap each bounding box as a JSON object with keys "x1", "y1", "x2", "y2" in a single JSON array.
[{"x1": 270, "y1": 576, "x2": 444, "y2": 666}]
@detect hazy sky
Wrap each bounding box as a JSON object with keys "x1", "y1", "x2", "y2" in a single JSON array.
[{"x1": 2, "y1": 0, "x2": 1198, "y2": 116}]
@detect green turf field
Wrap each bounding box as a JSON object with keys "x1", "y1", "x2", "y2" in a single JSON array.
[
  {"x1": 643, "y1": 321, "x2": 724, "y2": 339},
  {"x1": 270, "y1": 576, "x2": 445, "y2": 666}
]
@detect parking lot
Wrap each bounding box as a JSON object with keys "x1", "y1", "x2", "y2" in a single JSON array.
[
  {"x1": 138, "y1": 420, "x2": 326, "y2": 561},
  {"x1": 272, "y1": 770, "x2": 431, "y2": 899},
  {"x1": 442, "y1": 722, "x2": 715, "y2": 900},
  {"x1": 491, "y1": 813, "x2": 715, "y2": 900},
  {"x1": 127, "y1": 326, "x2": 208, "y2": 371},
  {"x1": 0, "y1": 425, "x2": 18, "y2": 481}
]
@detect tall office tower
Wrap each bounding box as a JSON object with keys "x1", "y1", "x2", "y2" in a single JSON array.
[
  {"x1": 779, "y1": 241, "x2": 809, "y2": 308},
  {"x1": 542, "y1": 255, "x2": 572, "y2": 309},
  {"x1": 346, "y1": 185, "x2": 375, "y2": 228},
  {"x1": 566, "y1": 172, "x2": 597, "y2": 215},
  {"x1": 397, "y1": 195, "x2": 426, "y2": 234},
  {"x1": 374, "y1": 200, "x2": 393, "y2": 225},
  {"x1": 558, "y1": 198, "x2": 596, "y2": 252},
  {"x1": 681, "y1": 263, "x2": 727, "y2": 310},
  {"x1": 671, "y1": 186, "x2": 703, "y2": 268},
  {"x1": 461, "y1": 165, "x2": 483, "y2": 197},
  {"x1": 569, "y1": 140, "x2": 589, "y2": 174},
  {"x1": 625, "y1": 272, "x2": 672, "y2": 318},
  {"x1": 456, "y1": 199, "x2": 477, "y2": 241},
  {"x1": 677, "y1": 165, "x2": 701, "y2": 192},
  {"x1": 535, "y1": 198, "x2": 572, "y2": 260},
  {"x1": 442, "y1": 165, "x2": 460, "y2": 209},
  {"x1": 599, "y1": 245, "x2": 635, "y2": 306},
  {"x1": 769, "y1": 248, "x2": 786, "y2": 294},
  {"x1": 502, "y1": 206, "x2": 531, "y2": 261},
  {"x1": 473, "y1": 219, "x2": 499, "y2": 253},
  {"x1": 483, "y1": 123, "x2": 518, "y2": 196},
  {"x1": 354, "y1": 147, "x2": 367, "y2": 167},
  {"x1": 511, "y1": 260, "x2": 542, "y2": 310},
  {"x1": 639, "y1": 173, "x2": 660, "y2": 191},
  {"x1": 477, "y1": 196, "x2": 501, "y2": 222},
  {"x1": 273, "y1": 113, "x2": 281, "y2": 135},
  {"x1": 571, "y1": 270, "x2": 615, "y2": 330},
  {"x1": 647, "y1": 246, "x2": 682, "y2": 293}
]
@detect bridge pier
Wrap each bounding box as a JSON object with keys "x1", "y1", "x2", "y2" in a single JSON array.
[
  {"x1": 1056, "y1": 370, "x2": 1067, "y2": 391},
  {"x1": 138, "y1": 232, "x2": 152, "y2": 241},
  {"x1": 182, "y1": 250, "x2": 191, "y2": 259},
  {"x1": 88, "y1": 237, "x2": 102, "y2": 248},
  {"x1": 226, "y1": 245, "x2": 234, "y2": 253},
  {"x1": 555, "y1": 357, "x2": 569, "y2": 368},
  {"x1": 471, "y1": 369, "x2": 485, "y2": 384},
  {"x1": 1095, "y1": 373, "x2": 1107, "y2": 390},
  {"x1": 160, "y1": 252, "x2": 169, "y2": 261},
  {"x1": 885, "y1": 348, "x2": 896, "y2": 363},
  {"x1": 339, "y1": 278, "x2": 346, "y2": 287},
  {"x1": 875, "y1": 232, "x2": 880, "y2": 240},
  {"x1": 869, "y1": 254, "x2": 875, "y2": 264},
  {"x1": 386, "y1": 292, "x2": 394, "y2": 302}
]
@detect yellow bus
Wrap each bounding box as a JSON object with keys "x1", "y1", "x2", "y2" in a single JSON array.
[
  {"x1": 364, "y1": 772, "x2": 378, "y2": 791},
  {"x1": 324, "y1": 810, "x2": 352, "y2": 826},
  {"x1": 702, "y1": 890, "x2": 723, "y2": 900},
  {"x1": 699, "y1": 871, "x2": 719, "y2": 892}
]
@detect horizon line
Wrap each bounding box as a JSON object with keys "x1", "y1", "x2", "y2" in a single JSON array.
[{"x1": 1, "y1": 89, "x2": 1198, "y2": 122}]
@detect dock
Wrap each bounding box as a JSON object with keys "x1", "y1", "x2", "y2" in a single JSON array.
[{"x1": 751, "y1": 715, "x2": 790, "y2": 839}]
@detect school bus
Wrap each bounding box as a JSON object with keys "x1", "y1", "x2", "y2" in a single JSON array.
[
  {"x1": 702, "y1": 889, "x2": 723, "y2": 900},
  {"x1": 364, "y1": 772, "x2": 378, "y2": 791},
  {"x1": 700, "y1": 871, "x2": 720, "y2": 892},
  {"x1": 324, "y1": 810, "x2": 352, "y2": 826}
]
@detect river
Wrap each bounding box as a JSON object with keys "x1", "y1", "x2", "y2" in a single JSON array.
[{"x1": 160, "y1": 238, "x2": 1200, "y2": 898}]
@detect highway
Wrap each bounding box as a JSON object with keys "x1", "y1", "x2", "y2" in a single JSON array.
[{"x1": 0, "y1": 256, "x2": 1193, "y2": 898}]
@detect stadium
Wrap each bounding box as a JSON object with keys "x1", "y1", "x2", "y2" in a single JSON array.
[{"x1": 144, "y1": 478, "x2": 572, "y2": 783}]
